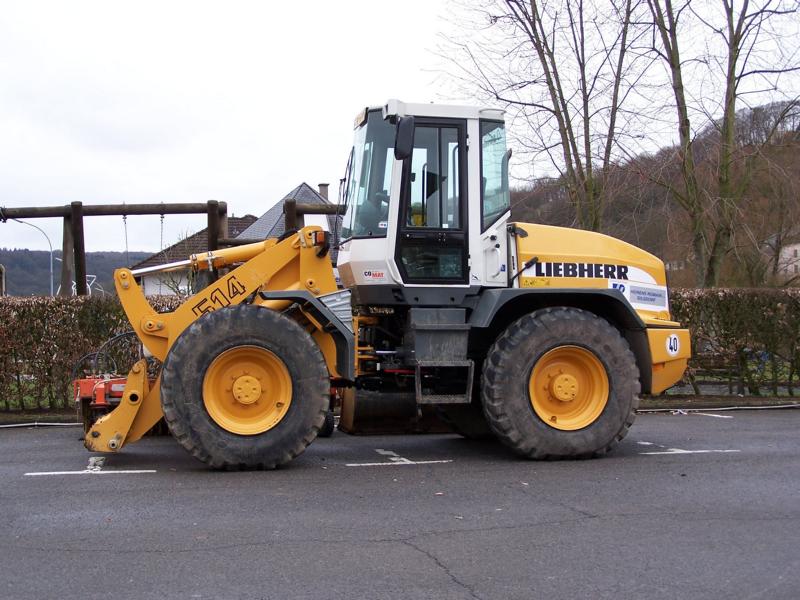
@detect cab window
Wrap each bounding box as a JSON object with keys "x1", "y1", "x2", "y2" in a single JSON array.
[
  {"x1": 406, "y1": 126, "x2": 461, "y2": 230},
  {"x1": 480, "y1": 121, "x2": 511, "y2": 231}
]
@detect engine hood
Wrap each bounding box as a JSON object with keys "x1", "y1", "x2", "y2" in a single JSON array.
[{"x1": 512, "y1": 222, "x2": 670, "y2": 317}]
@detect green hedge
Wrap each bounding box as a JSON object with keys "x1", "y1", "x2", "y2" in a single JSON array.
[
  {"x1": 0, "y1": 289, "x2": 798, "y2": 412},
  {"x1": 0, "y1": 296, "x2": 180, "y2": 411},
  {"x1": 670, "y1": 289, "x2": 800, "y2": 396}
]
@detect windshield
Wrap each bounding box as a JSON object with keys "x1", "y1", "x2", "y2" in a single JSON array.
[{"x1": 340, "y1": 110, "x2": 395, "y2": 239}]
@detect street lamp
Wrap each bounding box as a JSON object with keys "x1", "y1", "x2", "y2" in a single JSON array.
[{"x1": 12, "y1": 218, "x2": 54, "y2": 296}]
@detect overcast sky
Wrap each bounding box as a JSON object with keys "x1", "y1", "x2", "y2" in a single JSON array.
[{"x1": 0, "y1": 0, "x2": 461, "y2": 252}]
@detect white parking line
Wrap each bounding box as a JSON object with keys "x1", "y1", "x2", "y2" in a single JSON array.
[
  {"x1": 637, "y1": 440, "x2": 740, "y2": 456},
  {"x1": 639, "y1": 448, "x2": 740, "y2": 455},
  {"x1": 25, "y1": 456, "x2": 157, "y2": 477},
  {"x1": 693, "y1": 412, "x2": 734, "y2": 419},
  {"x1": 25, "y1": 470, "x2": 158, "y2": 476},
  {"x1": 346, "y1": 448, "x2": 453, "y2": 468}
]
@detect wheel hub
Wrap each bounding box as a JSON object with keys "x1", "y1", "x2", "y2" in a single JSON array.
[
  {"x1": 232, "y1": 375, "x2": 262, "y2": 405},
  {"x1": 549, "y1": 373, "x2": 578, "y2": 402}
]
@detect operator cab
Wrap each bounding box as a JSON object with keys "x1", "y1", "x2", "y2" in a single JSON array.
[{"x1": 336, "y1": 100, "x2": 511, "y2": 305}]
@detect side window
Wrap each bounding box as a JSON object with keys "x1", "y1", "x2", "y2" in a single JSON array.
[
  {"x1": 481, "y1": 121, "x2": 511, "y2": 231},
  {"x1": 406, "y1": 126, "x2": 461, "y2": 230}
]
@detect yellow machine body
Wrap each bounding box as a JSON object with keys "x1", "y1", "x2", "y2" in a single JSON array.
[
  {"x1": 84, "y1": 221, "x2": 691, "y2": 456},
  {"x1": 82, "y1": 101, "x2": 692, "y2": 464},
  {"x1": 513, "y1": 223, "x2": 690, "y2": 394}
]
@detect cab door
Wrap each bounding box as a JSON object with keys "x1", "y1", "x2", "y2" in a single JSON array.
[
  {"x1": 395, "y1": 119, "x2": 468, "y2": 285},
  {"x1": 478, "y1": 119, "x2": 512, "y2": 287}
]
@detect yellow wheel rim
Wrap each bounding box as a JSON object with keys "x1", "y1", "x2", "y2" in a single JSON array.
[
  {"x1": 528, "y1": 346, "x2": 609, "y2": 431},
  {"x1": 203, "y1": 346, "x2": 292, "y2": 435}
]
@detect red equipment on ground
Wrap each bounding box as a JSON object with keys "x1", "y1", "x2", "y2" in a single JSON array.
[{"x1": 73, "y1": 376, "x2": 130, "y2": 431}]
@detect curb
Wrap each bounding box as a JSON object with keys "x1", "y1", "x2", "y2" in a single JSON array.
[
  {"x1": 0, "y1": 422, "x2": 82, "y2": 429},
  {"x1": 640, "y1": 395, "x2": 800, "y2": 411}
]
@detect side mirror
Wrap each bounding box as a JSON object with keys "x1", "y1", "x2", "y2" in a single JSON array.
[
  {"x1": 394, "y1": 116, "x2": 415, "y2": 160},
  {"x1": 501, "y1": 148, "x2": 512, "y2": 190}
]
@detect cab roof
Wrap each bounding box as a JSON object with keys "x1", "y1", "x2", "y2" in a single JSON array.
[{"x1": 376, "y1": 99, "x2": 505, "y2": 122}]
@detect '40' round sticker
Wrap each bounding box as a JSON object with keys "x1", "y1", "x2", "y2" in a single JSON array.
[{"x1": 666, "y1": 334, "x2": 680, "y2": 357}]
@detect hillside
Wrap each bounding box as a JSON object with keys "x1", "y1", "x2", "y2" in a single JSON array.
[
  {"x1": 0, "y1": 249, "x2": 151, "y2": 296},
  {"x1": 509, "y1": 101, "x2": 800, "y2": 287}
]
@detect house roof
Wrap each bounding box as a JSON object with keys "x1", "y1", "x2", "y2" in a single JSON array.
[
  {"x1": 237, "y1": 182, "x2": 338, "y2": 240},
  {"x1": 131, "y1": 215, "x2": 258, "y2": 270}
]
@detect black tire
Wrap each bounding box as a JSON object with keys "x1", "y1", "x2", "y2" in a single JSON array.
[
  {"x1": 436, "y1": 365, "x2": 494, "y2": 440},
  {"x1": 318, "y1": 409, "x2": 335, "y2": 438},
  {"x1": 160, "y1": 305, "x2": 329, "y2": 469},
  {"x1": 437, "y1": 401, "x2": 494, "y2": 439},
  {"x1": 482, "y1": 307, "x2": 640, "y2": 459}
]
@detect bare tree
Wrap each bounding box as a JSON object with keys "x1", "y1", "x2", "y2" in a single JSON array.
[
  {"x1": 443, "y1": 0, "x2": 651, "y2": 230},
  {"x1": 729, "y1": 116, "x2": 800, "y2": 286},
  {"x1": 646, "y1": 0, "x2": 800, "y2": 286}
]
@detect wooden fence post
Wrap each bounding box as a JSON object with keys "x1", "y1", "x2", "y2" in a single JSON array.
[
  {"x1": 60, "y1": 214, "x2": 74, "y2": 296},
  {"x1": 71, "y1": 202, "x2": 87, "y2": 295}
]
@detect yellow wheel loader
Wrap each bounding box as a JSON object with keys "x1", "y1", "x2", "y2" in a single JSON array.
[{"x1": 85, "y1": 99, "x2": 690, "y2": 468}]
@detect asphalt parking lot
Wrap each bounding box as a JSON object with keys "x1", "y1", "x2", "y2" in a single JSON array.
[{"x1": 2, "y1": 410, "x2": 799, "y2": 600}]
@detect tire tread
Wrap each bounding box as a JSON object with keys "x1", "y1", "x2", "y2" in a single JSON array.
[
  {"x1": 481, "y1": 307, "x2": 640, "y2": 459},
  {"x1": 161, "y1": 305, "x2": 328, "y2": 470}
]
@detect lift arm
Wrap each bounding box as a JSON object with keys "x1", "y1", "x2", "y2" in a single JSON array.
[
  {"x1": 117, "y1": 227, "x2": 337, "y2": 362},
  {"x1": 84, "y1": 360, "x2": 163, "y2": 452},
  {"x1": 85, "y1": 227, "x2": 339, "y2": 453}
]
